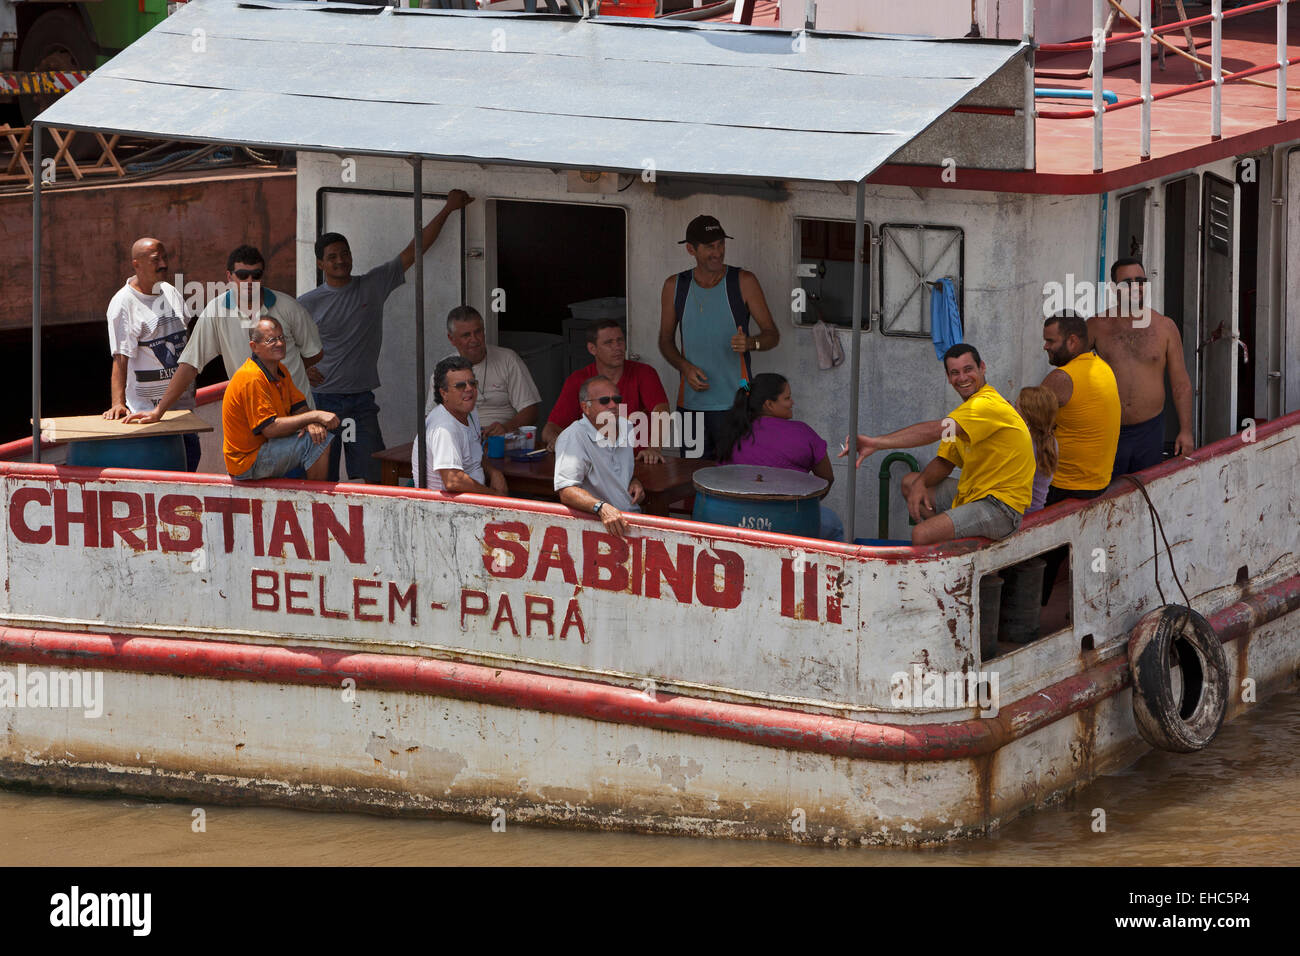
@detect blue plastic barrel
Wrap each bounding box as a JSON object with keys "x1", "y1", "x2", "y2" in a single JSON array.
[
  {"x1": 65, "y1": 435, "x2": 187, "y2": 472},
  {"x1": 691, "y1": 465, "x2": 827, "y2": 537},
  {"x1": 854, "y1": 537, "x2": 913, "y2": 547}
]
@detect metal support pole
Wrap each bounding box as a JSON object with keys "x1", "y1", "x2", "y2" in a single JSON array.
[
  {"x1": 1023, "y1": 0, "x2": 1035, "y2": 171},
  {"x1": 844, "y1": 180, "x2": 866, "y2": 543},
  {"x1": 412, "y1": 156, "x2": 427, "y2": 490},
  {"x1": 31, "y1": 123, "x2": 42, "y2": 462},
  {"x1": 1211, "y1": 0, "x2": 1222, "y2": 141},
  {"x1": 1140, "y1": 0, "x2": 1152, "y2": 160},
  {"x1": 1092, "y1": 0, "x2": 1105, "y2": 172},
  {"x1": 1279, "y1": 0, "x2": 1288, "y2": 123}
]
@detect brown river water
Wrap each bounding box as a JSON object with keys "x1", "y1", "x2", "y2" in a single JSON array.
[{"x1": 2, "y1": 689, "x2": 1297, "y2": 867}]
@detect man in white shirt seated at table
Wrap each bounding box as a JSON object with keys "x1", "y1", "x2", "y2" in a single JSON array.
[
  {"x1": 413, "y1": 355, "x2": 508, "y2": 495},
  {"x1": 553, "y1": 375, "x2": 644, "y2": 540}
]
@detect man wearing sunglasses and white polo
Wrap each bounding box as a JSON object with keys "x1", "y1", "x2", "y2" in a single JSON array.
[
  {"x1": 554, "y1": 375, "x2": 644, "y2": 540},
  {"x1": 126, "y1": 244, "x2": 324, "y2": 426}
]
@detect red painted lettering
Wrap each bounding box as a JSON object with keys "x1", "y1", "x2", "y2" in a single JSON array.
[
  {"x1": 98, "y1": 490, "x2": 145, "y2": 550},
  {"x1": 251, "y1": 498, "x2": 265, "y2": 556},
  {"x1": 581, "y1": 530, "x2": 629, "y2": 592},
  {"x1": 204, "y1": 497, "x2": 251, "y2": 553},
  {"x1": 802, "y1": 560, "x2": 818, "y2": 621},
  {"x1": 524, "y1": 595, "x2": 555, "y2": 638},
  {"x1": 483, "y1": 521, "x2": 529, "y2": 578},
  {"x1": 53, "y1": 488, "x2": 98, "y2": 547},
  {"x1": 268, "y1": 501, "x2": 312, "y2": 560},
  {"x1": 695, "y1": 549, "x2": 744, "y2": 609},
  {"x1": 780, "y1": 557, "x2": 819, "y2": 621},
  {"x1": 319, "y1": 575, "x2": 347, "y2": 619},
  {"x1": 251, "y1": 569, "x2": 279, "y2": 611},
  {"x1": 644, "y1": 541, "x2": 693, "y2": 603},
  {"x1": 460, "y1": 588, "x2": 489, "y2": 628},
  {"x1": 158, "y1": 494, "x2": 202, "y2": 552},
  {"x1": 559, "y1": 599, "x2": 586, "y2": 643},
  {"x1": 532, "y1": 526, "x2": 577, "y2": 584},
  {"x1": 825, "y1": 565, "x2": 842, "y2": 624},
  {"x1": 285, "y1": 572, "x2": 313, "y2": 615},
  {"x1": 628, "y1": 536, "x2": 643, "y2": 596},
  {"x1": 388, "y1": 582, "x2": 417, "y2": 625},
  {"x1": 9, "y1": 487, "x2": 51, "y2": 544},
  {"x1": 352, "y1": 578, "x2": 383, "y2": 622},
  {"x1": 144, "y1": 493, "x2": 158, "y2": 551},
  {"x1": 313, "y1": 503, "x2": 366, "y2": 564},
  {"x1": 491, "y1": 594, "x2": 519, "y2": 636}
]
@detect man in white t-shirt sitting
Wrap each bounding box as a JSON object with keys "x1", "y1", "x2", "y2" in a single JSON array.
[
  {"x1": 102, "y1": 237, "x2": 201, "y2": 471},
  {"x1": 443, "y1": 306, "x2": 541, "y2": 436},
  {"x1": 554, "y1": 376, "x2": 644, "y2": 540},
  {"x1": 413, "y1": 355, "x2": 508, "y2": 495}
]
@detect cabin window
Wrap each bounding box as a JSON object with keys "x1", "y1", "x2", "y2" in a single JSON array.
[
  {"x1": 792, "y1": 217, "x2": 872, "y2": 329},
  {"x1": 977, "y1": 544, "x2": 1071, "y2": 663},
  {"x1": 1116, "y1": 188, "x2": 1150, "y2": 265},
  {"x1": 877, "y1": 223, "x2": 964, "y2": 339}
]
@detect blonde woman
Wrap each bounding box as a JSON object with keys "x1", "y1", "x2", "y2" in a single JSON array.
[{"x1": 1017, "y1": 386, "x2": 1059, "y2": 513}]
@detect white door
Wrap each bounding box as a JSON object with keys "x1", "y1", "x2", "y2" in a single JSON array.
[{"x1": 320, "y1": 189, "x2": 464, "y2": 458}]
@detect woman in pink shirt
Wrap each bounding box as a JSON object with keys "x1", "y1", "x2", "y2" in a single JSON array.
[{"x1": 717, "y1": 373, "x2": 842, "y2": 540}]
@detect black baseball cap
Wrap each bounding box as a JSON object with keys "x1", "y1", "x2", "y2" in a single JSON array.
[{"x1": 678, "y1": 215, "x2": 733, "y2": 246}]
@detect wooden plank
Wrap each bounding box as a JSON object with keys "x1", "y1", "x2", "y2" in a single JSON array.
[{"x1": 39, "y1": 410, "x2": 213, "y2": 443}]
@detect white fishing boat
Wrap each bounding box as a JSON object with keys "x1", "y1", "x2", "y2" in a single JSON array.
[{"x1": 1, "y1": 0, "x2": 1297, "y2": 844}]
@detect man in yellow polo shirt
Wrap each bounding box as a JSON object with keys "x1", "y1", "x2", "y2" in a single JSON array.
[
  {"x1": 223, "y1": 317, "x2": 340, "y2": 481},
  {"x1": 842, "y1": 344, "x2": 1034, "y2": 545},
  {"x1": 1038, "y1": 311, "x2": 1121, "y2": 505}
]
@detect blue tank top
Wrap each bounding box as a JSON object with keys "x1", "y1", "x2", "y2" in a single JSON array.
[{"x1": 682, "y1": 276, "x2": 743, "y2": 411}]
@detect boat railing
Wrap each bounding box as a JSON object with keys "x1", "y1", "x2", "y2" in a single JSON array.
[{"x1": 1029, "y1": 0, "x2": 1294, "y2": 171}]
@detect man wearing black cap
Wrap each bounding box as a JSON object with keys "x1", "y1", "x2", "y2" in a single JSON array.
[{"x1": 658, "y1": 215, "x2": 778, "y2": 458}]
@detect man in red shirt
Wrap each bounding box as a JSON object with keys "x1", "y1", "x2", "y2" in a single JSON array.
[{"x1": 542, "y1": 320, "x2": 670, "y2": 463}]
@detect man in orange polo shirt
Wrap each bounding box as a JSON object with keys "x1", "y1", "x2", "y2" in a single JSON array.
[{"x1": 223, "y1": 317, "x2": 340, "y2": 481}]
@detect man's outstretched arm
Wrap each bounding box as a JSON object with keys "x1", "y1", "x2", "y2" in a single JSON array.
[{"x1": 398, "y1": 189, "x2": 474, "y2": 272}]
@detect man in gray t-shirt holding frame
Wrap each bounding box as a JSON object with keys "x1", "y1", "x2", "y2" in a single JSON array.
[{"x1": 301, "y1": 188, "x2": 472, "y2": 483}]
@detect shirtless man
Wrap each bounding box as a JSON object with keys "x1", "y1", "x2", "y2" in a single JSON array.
[{"x1": 1088, "y1": 257, "x2": 1194, "y2": 479}]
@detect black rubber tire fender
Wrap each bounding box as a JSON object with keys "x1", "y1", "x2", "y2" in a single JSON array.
[
  {"x1": 1127, "y1": 604, "x2": 1229, "y2": 753},
  {"x1": 17, "y1": 9, "x2": 97, "y2": 128}
]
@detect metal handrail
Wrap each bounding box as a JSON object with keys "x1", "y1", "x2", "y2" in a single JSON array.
[
  {"x1": 1036, "y1": 0, "x2": 1285, "y2": 51},
  {"x1": 1025, "y1": 0, "x2": 1295, "y2": 170}
]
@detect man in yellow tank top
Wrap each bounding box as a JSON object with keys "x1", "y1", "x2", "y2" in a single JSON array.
[
  {"x1": 842, "y1": 344, "x2": 1034, "y2": 546},
  {"x1": 1039, "y1": 312, "x2": 1121, "y2": 505}
]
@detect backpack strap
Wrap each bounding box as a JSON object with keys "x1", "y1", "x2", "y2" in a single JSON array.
[
  {"x1": 725, "y1": 265, "x2": 753, "y2": 380},
  {"x1": 673, "y1": 269, "x2": 692, "y2": 407}
]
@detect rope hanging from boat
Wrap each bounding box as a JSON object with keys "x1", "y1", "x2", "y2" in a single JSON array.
[
  {"x1": 1117, "y1": 473, "x2": 1192, "y2": 609},
  {"x1": 1105, "y1": 0, "x2": 1300, "y2": 92}
]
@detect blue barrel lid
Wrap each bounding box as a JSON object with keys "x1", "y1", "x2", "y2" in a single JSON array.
[{"x1": 692, "y1": 465, "x2": 827, "y2": 501}]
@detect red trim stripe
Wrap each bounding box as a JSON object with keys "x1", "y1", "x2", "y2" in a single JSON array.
[{"x1": 0, "y1": 574, "x2": 1293, "y2": 762}]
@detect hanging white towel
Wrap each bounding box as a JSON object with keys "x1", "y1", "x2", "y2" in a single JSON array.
[{"x1": 812, "y1": 320, "x2": 844, "y2": 370}]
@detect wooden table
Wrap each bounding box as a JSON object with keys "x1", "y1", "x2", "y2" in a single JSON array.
[{"x1": 373, "y1": 441, "x2": 713, "y2": 517}]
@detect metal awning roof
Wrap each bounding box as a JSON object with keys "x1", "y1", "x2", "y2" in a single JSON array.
[{"x1": 36, "y1": 0, "x2": 1024, "y2": 184}]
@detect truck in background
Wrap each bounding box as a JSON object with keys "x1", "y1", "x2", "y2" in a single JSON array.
[{"x1": 2, "y1": 0, "x2": 184, "y2": 125}]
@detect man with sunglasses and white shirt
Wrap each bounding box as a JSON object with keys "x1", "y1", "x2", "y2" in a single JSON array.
[
  {"x1": 126, "y1": 244, "x2": 324, "y2": 426},
  {"x1": 554, "y1": 375, "x2": 644, "y2": 540},
  {"x1": 414, "y1": 355, "x2": 508, "y2": 495}
]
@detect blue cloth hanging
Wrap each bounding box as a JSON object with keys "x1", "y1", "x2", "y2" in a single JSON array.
[{"x1": 930, "y1": 278, "x2": 962, "y2": 361}]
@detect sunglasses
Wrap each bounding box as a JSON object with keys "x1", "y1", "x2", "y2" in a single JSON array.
[
  {"x1": 233, "y1": 269, "x2": 264, "y2": 280},
  {"x1": 259, "y1": 335, "x2": 286, "y2": 345},
  {"x1": 585, "y1": 395, "x2": 623, "y2": 406},
  {"x1": 449, "y1": 379, "x2": 479, "y2": 391}
]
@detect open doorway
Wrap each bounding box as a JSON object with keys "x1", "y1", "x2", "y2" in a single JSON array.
[
  {"x1": 1162, "y1": 175, "x2": 1199, "y2": 446},
  {"x1": 488, "y1": 200, "x2": 626, "y2": 422}
]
